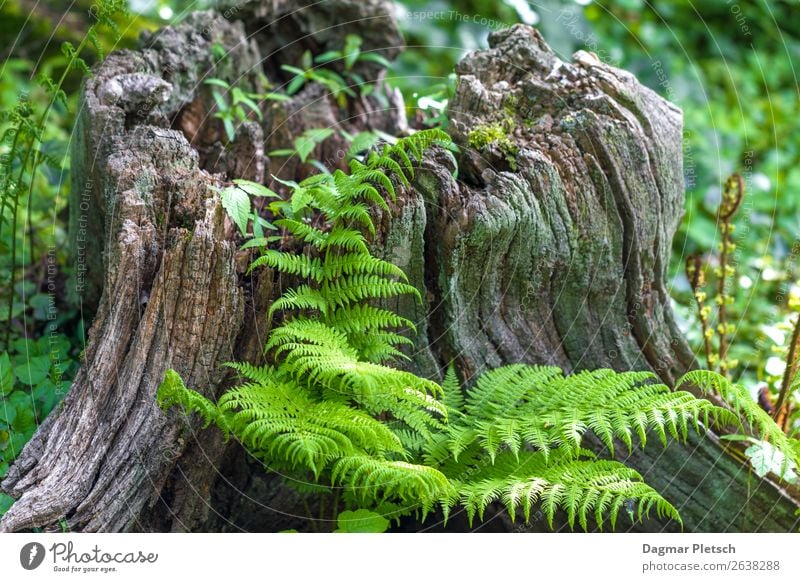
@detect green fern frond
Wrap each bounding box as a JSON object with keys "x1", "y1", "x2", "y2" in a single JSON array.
[
  {"x1": 323, "y1": 304, "x2": 416, "y2": 335},
  {"x1": 320, "y1": 275, "x2": 421, "y2": 309},
  {"x1": 448, "y1": 450, "x2": 681, "y2": 531},
  {"x1": 450, "y1": 365, "x2": 737, "y2": 461},
  {"x1": 332, "y1": 455, "x2": 454, "y2": 517},
  {"x1": 677, "y1": 370, "x2": 798, "y2": 467},
  {"x1": 157, "y1": 369, "x2": 229, "y2": 433},
  {"x1": 321, "y1": 253, "x2": 407, "y2": 281},
  {"x1": 249, "y1": 250, "x2": 323, "y2": 280}
]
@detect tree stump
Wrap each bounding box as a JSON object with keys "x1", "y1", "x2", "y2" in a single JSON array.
[{"x1": 2, "y1": 3, "x2": 798, "y2": 532}]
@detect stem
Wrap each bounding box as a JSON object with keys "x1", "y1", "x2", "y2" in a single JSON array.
[
  {"x1": 696, "y1": 295, "x2": 714, "y2": 370},
  {"x1": 717, "y1": 220, "x2": 732, "y2": 377}
]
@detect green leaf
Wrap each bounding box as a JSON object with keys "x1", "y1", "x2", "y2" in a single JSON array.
[
  {"x1": 294, "y1": 128, "x2": 334, "y2": 163},
  {"x1": 290, "y1": 187, "x2": 312, "y2": 214},
  {"x1": 219, "y1": 186, "x2": 251, "y2": 235},
  {"x1": 343, "y1": 34, "x2": 363, "y2": 70},
  {"x1": 204, "y1": 78, "x2": 231, "y2": 89},
  {"x1": 314, "y1": 50, "x2": 342, "y2": 64},
  {"x1": 335, "y1": 509, "x2": 390, "y2": 533},
  {"x1": 358, "y1": 52, "x2": 392, "y2": 68},
  {"x1": 346, "y1": 131, "x2": 380, "y2": 159},
  {"x1": 14, "y1": 355, "x2": 50, "y2": 386},
  {"x1": 0, "y1": 493, "x2": 13, "y2": 515},
  {"x1": 268, "y1": 149, "x2": 295, "y2": 158},
  {"x1": 232, "y1": 180, "x2": 280, "y2": 198},
  {"x1": 0, "y1": 353, "x2": 13, "y2": 396},
  {"x1": 222, "y1": 118, "x2": 235, "y2": 142},
  {"x1": 231, "y1": 88, "x2": 263, "y2": 120},
  {"x1": 262, "y1": 92, "x2": 290, "y2": 102}
]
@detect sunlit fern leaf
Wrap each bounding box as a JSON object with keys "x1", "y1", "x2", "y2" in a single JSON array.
[
  {"x1": 249, "y1": 250, "x2": 324, "y2": 280},
  {"x1": 451, "y1": 365, "x2": 737, "y2": 461},
  {"x1": 321, "y1": 253, "x2": 408, "y2": 281},
  {"x1": 274, "y1": 218, "x2": 327, "y2": 247},
  {"x1": 448, "y1": 450, "x2": 681, "y2": 531},
  {"x1": 268, "y1": 285, "x2": 329, "y2": 316},
  {"x1": 320, "y1": 275, "x2": 421, "y2": 310},
  {"x1": 331, "y1": 455, "x2": 454, "y2": 519}
]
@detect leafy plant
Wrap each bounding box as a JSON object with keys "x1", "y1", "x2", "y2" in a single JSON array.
[
  {"x1": 314, "y1": 34, "x2": 391, "y2": 73},
  {"x1": 158, "y1": 127, "x2": 737, "y2": 531},
  {"x1": 282, "y1": 50, "x2": 354, "y2": 107},
  {"x1": 685, "y1": 173, "x2": 798, "y2": 432},
  {"x1": 269, "y1": 128, "x2": 336, "y2": 164},
  {"x1": 1, "y1": 335, "x2": 76, "y2": 502},
  {"x1": 216, "y1": 179, "x2": 279, "y2": 236},
  {"x1": 205, "y1": 78, "x2": 287, "y2": 143},
  {"x1": 334, "y1": 509, "x2": 390, "y2": 533},
  {"x1": 678, "y1": 369, "x2": 800, "y2": 481},
  {"x1": 281, "y1": 34, "x2": 390, "y2": 107}
]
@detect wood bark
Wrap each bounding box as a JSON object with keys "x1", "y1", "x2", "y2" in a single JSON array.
[{"x1": 2, "y1": 2, "x2": 798, "y2": 532}]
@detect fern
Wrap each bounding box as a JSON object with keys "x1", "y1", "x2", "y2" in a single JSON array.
[
  {"x1": 677, "y1": 370, "x2": 800, "y2": 475},
  {"x1": 447, "y1": 450, "x2": 680, "y2": 530},
  {"x1": 157, "y1": 127, "x2": 729, "y2": 531},
  {"x1": 448, "y1": 365, "x2": 738, "y2": 462}
]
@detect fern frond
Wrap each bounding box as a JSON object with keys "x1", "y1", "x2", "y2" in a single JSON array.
[
  {"x1": 449, "y1": 365, "x2": 737, "y2": 461},
  {"x1": 320, "y1": 274, "x2": 421, "y2": 309},
  {"x1": 321, "y1": 253, "x2": 407, "y2": 281},
  {"x1": 274, "y1": 218, "x2": 327, "y2": 247},
  {"x1": 448, "y1": 450, "x2": 681, "y2": 530},
  {"x1": 441, "y1": 366, "x2": 466, "y2": 416},
  {"x1": 323, "y1": 304, "x2": 415, "y2": 335},
  {"x1": 249, "y1": 250, "x2": 323, "y2": 280},
  {"x1": 268, "y1": 285, "x2": 329, "y2": 316},
  {"x1": 320, "y1": 225, "x2": 369, "y2": 254},
  {"x1": 156, "y1": 369, "x2": 229, "y2": 433},
  {"x1": 332, "y1": 455, "x2": 454, "y2": 517},
  {"x1": 677, "y1": 370, "x2": 799, "y2": 467}
]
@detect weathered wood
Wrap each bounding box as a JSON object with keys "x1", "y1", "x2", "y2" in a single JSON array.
[{"x1": 3, "y1": 5, "x2": 798, "y2": 533}]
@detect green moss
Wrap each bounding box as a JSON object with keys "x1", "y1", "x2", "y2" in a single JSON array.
[
  {"x1": 467, "y1": 122, "x2": 507, "y2": 149},
  {"x1": 467, "y1": 121, "x2": 519, "y2": 170}
]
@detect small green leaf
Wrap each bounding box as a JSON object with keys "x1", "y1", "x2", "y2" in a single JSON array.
[
  {"x1": 335, "y1": 509, "x2": 390, "y2": 533},
  {"x1": 219, "y1": 186, "x2": 251, "y2": 235},
  {"x1": 268, "y1": 149, "x2": 295, "y2": 158},
  {"x1": 0, "y1": 492, "x2": 14, "y2": 515},
  {"x1": 314, "y1": 50, "x2": 342, "y2": 64},
  {"x1": 232, "y1": 180, "x2": 280, "y2": 198},
  {"x1": 294, "y1": 128, "x2": 334, "y2": 163},
  {"x1": 0, "y1": 353, "x2": 13, "y2": 396},
  {"x1": 343, "y1": 34, "x2": 363, "y2": 70},
  {"x1": 222, "y1": 118, "x2": 235, "y2": 142},
  {"x1": 204, "y1": 78, "x2": 231, "y2": 89},
  {"x1": 14, "y1": 355, "x2": 50, "y2": 386},
  {"x1": 290, "y1": 187, "x2": 311, "y2": 214}
]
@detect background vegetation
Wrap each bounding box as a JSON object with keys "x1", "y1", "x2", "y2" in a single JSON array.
[{"x1": 1, "y1": 0, "x2": 799, "y2": 518}]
